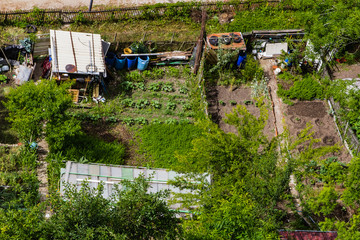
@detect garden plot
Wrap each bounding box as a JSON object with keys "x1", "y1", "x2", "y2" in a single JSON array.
[
  {"x1": 259, "y1": 58, "x2": 352, "y2": 163},
  {"x1": 72, "y1": 66, "x2": 195, "y2": 125},
  {"x1": 116, "y1": 67, "x2": 195, "y2": 125},
  {"x1": 207, "y1": 85, "x2": 276, "y2": 138},
  {"x1": 285, "y1": 100, "x2": 352, "y2": 163},
  {"x1": 332, "y1": 63, "x2": 360, "y2": 79}
]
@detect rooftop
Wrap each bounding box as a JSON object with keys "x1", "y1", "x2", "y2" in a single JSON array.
[{"x1": 50, "y1": 30, "x2": 106, "y2": 75}]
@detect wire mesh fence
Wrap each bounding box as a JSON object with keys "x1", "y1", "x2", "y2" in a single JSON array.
[
  {"x1": 0, "y1": 1, "x2": 281, "y2": 25},
  {"x1": 329, "y1": 97, "x2": 360, "y2": 156}
]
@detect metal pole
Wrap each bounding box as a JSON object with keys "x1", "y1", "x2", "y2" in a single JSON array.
[{"x1": 88, "y1": 0, "x2": 94, "y2": 12}]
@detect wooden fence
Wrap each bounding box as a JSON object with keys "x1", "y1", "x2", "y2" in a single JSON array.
[{"x1": 0, "y1": 1, "x2": 281, "y2": 24}]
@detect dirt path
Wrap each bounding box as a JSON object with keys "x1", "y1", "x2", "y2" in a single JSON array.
[
  {"x1": 37, "y1": 138, "x2": 51, "y2": 218},
  {"x1": 260, "y1": 59, "x2": 311, "y2": 226}
]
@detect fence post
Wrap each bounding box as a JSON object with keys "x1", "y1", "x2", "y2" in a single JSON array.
[
  {"x1": 193, "y1": 9, "x2": 206, "y2": 75},
  {"x1": 89, "y1": 0, "x2": 94, "y2": 12}
]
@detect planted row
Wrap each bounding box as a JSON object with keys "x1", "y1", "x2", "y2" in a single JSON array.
[
  {"x1": 121, "y1": 66, "x2": 192, "y2": 82},
  {"x1": 121, "y1": 98, "x2": 191, "y2": 111},
  {"x1": 122, "y1": 80, "x2": 188, "y2": 93},
  {"x1": 122, "y1": 117, "x2": 191, "y2": 126}
]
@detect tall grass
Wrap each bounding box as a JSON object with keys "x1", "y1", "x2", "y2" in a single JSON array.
[
  {"x1": 138, "y1": 123, "x2": 203, "y2": 168},
  {"x1": 60, "y1": 134, "x2": 126, "y2": 165}
]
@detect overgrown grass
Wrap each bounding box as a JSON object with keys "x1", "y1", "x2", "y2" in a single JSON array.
[
  {"x1": 138, "y1": 123, "x2": 204, "y2": 168},
  {"x1": 59, "y1": 133, "x2": 126, "y2": 165},
  {"x1": 0, "y1": 147, "x2": 39, "y2": 208},
  {"x1": 0, "y1": 93, "x2": 18, "y2": 144}
]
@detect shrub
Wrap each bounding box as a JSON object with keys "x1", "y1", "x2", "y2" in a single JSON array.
[
  {"x1": 278, "y1": 75, "x2": 324, "y2": 101},
  {"x1": 290, "y1": 76, "x2": 324, "y2": 100},
  {"x1": 282, "y1": 98, "x2": 294, "y2": 106}
]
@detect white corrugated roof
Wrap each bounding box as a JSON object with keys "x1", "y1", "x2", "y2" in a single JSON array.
[
  {"x1": 50, "y1": 30, "x2": 105, "y2": 75},
  {"x1": 60, "y1": 161, "x2": 211, "y2": 211}
]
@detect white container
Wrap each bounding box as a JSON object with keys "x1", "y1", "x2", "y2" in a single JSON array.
[{"x1": 1, "y1": 65, "x2": 9, "y2": 72}]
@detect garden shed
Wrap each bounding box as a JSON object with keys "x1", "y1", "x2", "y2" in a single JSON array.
[
  {"x1": 50, "y1": 30, "x2": 108, "y2": 78},
  {"x1": 60, "y1": 161, "x2": 210, "y2": 211},
  {"x1": 49, "y1": 30, "x2": 110, "y2": 101}
]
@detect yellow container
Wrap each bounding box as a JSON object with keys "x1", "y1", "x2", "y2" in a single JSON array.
[{"x1": 124, "y1": 48, "x2": 132, "y2": 54}]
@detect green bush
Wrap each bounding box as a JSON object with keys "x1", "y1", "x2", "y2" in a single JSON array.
[
  {"x1": 60, "y1": 134, "x2": 126, "y2": 165},
  {"x1": 138, "y1": 123, "x2": 203, "y2": 168},
  {"x1": 278, "y1": 75, "x2": 324, "y2": 101}
]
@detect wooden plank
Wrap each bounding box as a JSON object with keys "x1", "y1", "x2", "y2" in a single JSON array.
[
  {"x1": 193, "y1": 9, "x2": 206, "y2": 75},
  {"x1": 252, "y1": 29, "x2": 304, "y2": 34}
]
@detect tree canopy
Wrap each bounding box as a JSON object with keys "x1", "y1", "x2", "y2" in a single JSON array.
[{"x1": 4, "y1": 79, "x2": 80, "y2": 151}]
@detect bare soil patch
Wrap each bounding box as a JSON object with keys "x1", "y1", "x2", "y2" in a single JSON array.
[
  {"x1": 207, "y1": 85, "x2": 275, "y2": 138},
  {"x1": 332, "y1": 63, "x2": 360, "y2": 79},
  {"x1": 287, "y1": 101, "x2": 327, "y2": 119},
  {"x1": 285, "y1": 100, "x2": 351, "y2": 163}
]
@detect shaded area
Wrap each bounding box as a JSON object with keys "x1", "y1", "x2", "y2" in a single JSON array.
[
  {"x1": 60, "y1": 133, "x2": 126, "y2": 165},
  {"x1": 0, "y1": 93, "x2": 18, "y2": 144}
]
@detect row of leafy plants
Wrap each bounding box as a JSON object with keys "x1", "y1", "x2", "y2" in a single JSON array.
[{"x1": 122, "y1": 80, "x2": 188, "y2": 94}]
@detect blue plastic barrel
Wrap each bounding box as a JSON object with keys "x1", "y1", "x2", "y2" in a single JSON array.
[
  {"x1": 137, "y1": 56, "x2": 150, "y2": 71},
  {"x1": 115, "y1": 57, "x2": 127, "y2": 70},
  {"x1": 127, "y1": 56, "x2": 137, "y2": 70},
  {"x1": 236, "y1": 53, "x2": 247, "y2": 67},
  {"x1": 105, "y1": 52, "x2": 116, "y2": 67}
]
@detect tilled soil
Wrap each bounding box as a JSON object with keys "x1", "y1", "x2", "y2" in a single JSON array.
[
  {"x1": 332, "y1": 63, "x2": 360, "y2": 79},
  {"x1": 207, "y1": 85, "x2": 276, "y2": 138},
  {"x1": 287, "y1": 101, "x2": 327, "y2": 119},
  {"x1": 286, "y1": 101, "x2": 352, "y2": 163}
]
